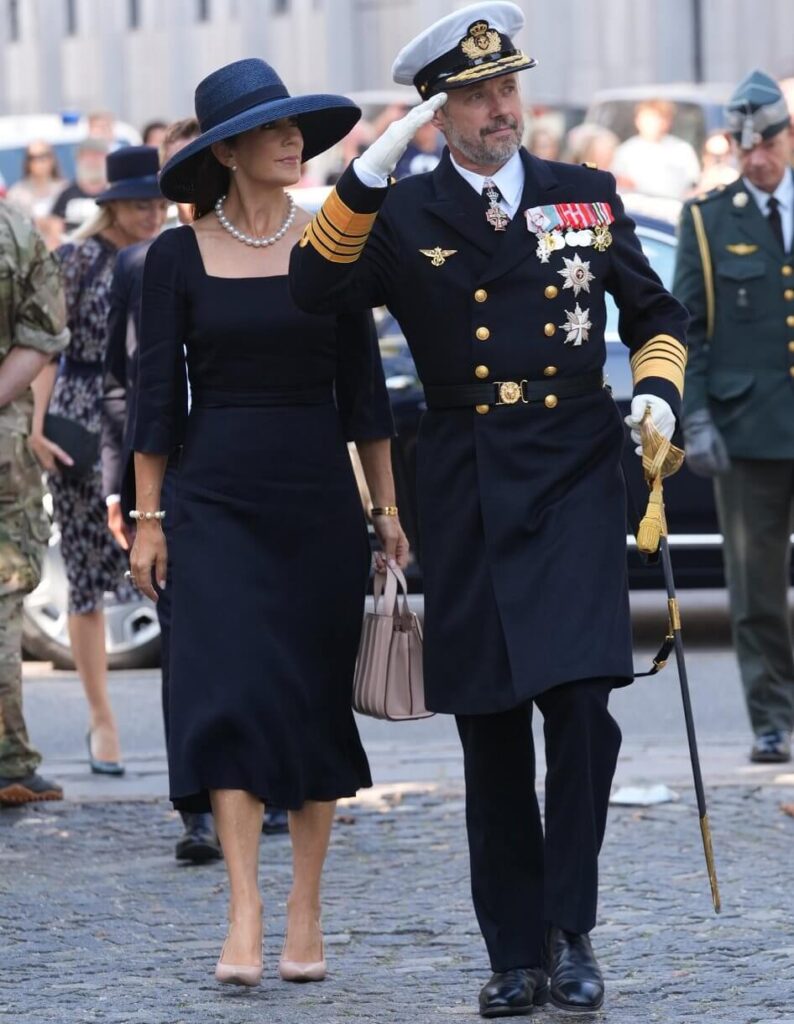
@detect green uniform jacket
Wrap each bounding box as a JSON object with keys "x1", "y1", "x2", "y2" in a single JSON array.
[
  {"x1": 674, "y1": 171, "x2": 794, "y2": 458},
  {"x1": 0, "y1": 202, "x2": 69, "y2": 596}
]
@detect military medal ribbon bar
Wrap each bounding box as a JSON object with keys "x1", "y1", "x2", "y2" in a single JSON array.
[
  {"x1": 525, "y1": 203, "x2": 615, "y2": 262},
  {"x1": 525, "y1": 202, "x2": 614, "y2": 235}
]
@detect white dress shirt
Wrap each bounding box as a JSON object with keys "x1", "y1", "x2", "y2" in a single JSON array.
[
  {"x1": 449, "y1": 149, "x2": 525, "y2": 219},
  {"x1": 743, "y1": 168, "x2": 794, "y2": 254},
  {"x1": 354, "y1": 147, "x2": 526, "y2": 222}
]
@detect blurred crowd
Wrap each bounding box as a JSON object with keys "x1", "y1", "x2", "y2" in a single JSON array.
[{"x1": 4, "y1": 73, "x2": 794, "y2": 253}]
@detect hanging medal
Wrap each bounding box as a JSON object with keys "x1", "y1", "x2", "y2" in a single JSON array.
[{"x1": 484, "y1": 179, "x2": 510, "y2": 232}]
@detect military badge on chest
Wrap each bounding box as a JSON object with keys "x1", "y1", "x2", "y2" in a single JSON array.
[
  {"x1": 525, "y1": 202, "x2": 614, "y2": 346},
  {"x1": 525, "y1": 202, "x2": 615, "y2": 263}
]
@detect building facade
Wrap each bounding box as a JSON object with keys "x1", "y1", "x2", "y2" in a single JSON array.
[{"x1": 0, "y1": 0, "x2": 792, "y2": 127}]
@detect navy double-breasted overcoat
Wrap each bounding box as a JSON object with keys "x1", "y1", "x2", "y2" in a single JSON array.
[{"x1": 290, "y1": 149, "x2": 689, "y2": 714}]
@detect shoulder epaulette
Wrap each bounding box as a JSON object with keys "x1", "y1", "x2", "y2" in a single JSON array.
[
  {"x1": 581, "y1": 162, "x2": 598, "y2": 170},
  {"x1": 692, "y1": 184, "x2": 728, "y2": 205}
]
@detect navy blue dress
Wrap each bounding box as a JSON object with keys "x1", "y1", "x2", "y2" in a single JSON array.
[{"x1": 134, "y1": 226, "x2": 392, "y2": 812}]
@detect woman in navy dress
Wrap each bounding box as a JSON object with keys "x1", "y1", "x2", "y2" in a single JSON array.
[{"x1": 130, "y1": 60, "x2": 408, "y2": 986}]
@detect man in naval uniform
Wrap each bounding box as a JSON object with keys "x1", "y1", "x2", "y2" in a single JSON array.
[
  {"x1": 290, "y1": 3, "x2": 688, "y2": 1015},
  {"x1": 676, "y1": 72, "x2": 794, "y2": 765}
]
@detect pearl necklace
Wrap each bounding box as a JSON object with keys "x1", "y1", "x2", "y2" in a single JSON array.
[{"x1": 214, "y1": 193, "x2": 296, "y2": 247}]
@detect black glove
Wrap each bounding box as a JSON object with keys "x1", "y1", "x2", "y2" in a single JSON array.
[{"x1": 682, "y1": 408, "x2": 730, "y2": 478}]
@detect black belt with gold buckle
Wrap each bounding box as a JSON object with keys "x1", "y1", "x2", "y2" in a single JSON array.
[{"x1": 424, "y1": 371, "x2": 606, "y2": 410}]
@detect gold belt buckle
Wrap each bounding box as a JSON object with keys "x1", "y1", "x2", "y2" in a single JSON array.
[{"x1": 495, "y1": 380, "x2": 528, "y2": 406}]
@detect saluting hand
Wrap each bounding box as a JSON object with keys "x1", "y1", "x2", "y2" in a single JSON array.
[
  {"x1": 372, "y1": 515, "x2": 410, "y2": 573},
  {"x1": 354, "y1": 93, "x2": 448, "y2": 183}
]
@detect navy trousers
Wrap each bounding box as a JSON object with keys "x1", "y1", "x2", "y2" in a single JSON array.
[{"x1": 455, "y1": 678, "x2": 622, "y2": 972}]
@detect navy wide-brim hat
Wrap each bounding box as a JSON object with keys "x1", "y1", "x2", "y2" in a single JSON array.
[
  {"x1": 159, "y1": 58, "x2": 361, "y2": 202},
  {"x1": 95, "y1": 145, "x2": 162, "y2": 204}
]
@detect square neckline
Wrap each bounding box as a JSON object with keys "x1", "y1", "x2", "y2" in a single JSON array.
[{"x1": 186, "y1": 224, "x2": 289, "y2": 282}]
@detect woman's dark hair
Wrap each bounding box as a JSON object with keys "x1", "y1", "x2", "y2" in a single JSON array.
[
  {"x1": 23, "y1": 142, "x2": 61, "y2": 180},
  {"x1": 191, "y1": 140, "x2": 236, "y2": 219}
]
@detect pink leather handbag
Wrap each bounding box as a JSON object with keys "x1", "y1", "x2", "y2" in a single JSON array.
[{"x1": 352, "y1": 564, "x2": 433, "y2": 721}]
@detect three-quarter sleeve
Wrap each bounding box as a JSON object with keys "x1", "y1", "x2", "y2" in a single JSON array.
[
  {"x1": 133, "y1": 231, "x2": 188, "y2": 454},
  {"x1": 334, "y1": 310, "x2": 394, "y2": 442}
]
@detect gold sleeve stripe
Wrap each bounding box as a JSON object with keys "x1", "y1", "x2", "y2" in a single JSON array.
[
  {"x1": 317, "y1": 205, "x2": 372, "y2": 241},
  {"x1": 300, "y1": 222, "x2": 362, "y2": 264},
  {"x1": 312, "y1": 214, "x2": 367, "y2": 256},
  {"x1": 690, "y1": 203, "x2": 715, "y2": 340},
  {"x1": 631, "y1": 334, "x2": 687, "y2": 397},
  {"x1": 299, "y1": 188, "x2": 378, "y2": 263}
]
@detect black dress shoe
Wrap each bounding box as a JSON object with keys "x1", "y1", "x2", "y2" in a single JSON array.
[
  {"x1": 750, "y1": 730, "x2": 791, "y2": 763},
  {"x1": 262, "y1": 807, "x2": 289, "y2": 835},
  {"x1": 546, "y1": 927, "x2": 604, "y2": 1012},
  {"x1": 175, "y1": 812, "x2": 222, "y2": 863},
  {"x1": 479, "y1": 967, "x2": 548, "y2": 1018}
]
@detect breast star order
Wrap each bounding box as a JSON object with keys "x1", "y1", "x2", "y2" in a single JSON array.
[
  {"x1": 558, "y1": 253, "x2": 595, "y2": 297},
  {"x1": 559, "y1": 303, "x2": 593, "y2": 346},
  {"x1": 420, "y1": 247, "x2": 458, "y2": 267}
]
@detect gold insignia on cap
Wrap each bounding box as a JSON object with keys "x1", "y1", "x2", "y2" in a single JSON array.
[
  {"x1": 461, "y1": 20, "x2": 502, "y2": 60},
  {"x1": 420, "y1": 247, "x2": 457, "y2": 267},
  {"x1": 733, "y1": 192, "x2": 749, "y2": 208},
  {"x1": 726, "y1": 243, "x2": 759, "y2": 255}
]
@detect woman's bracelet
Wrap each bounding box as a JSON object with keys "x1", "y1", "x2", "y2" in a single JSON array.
[
  {"x1": 129, "y1": 509, "x2": 166, "y2": 522},
  {"x1": 371, "y1": 506, "x2": 399, "y2": 517}
]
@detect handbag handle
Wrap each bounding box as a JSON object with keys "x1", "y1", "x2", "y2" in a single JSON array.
[{"x1": 372, "y1": 564, "x2": 410, "y2": 617}]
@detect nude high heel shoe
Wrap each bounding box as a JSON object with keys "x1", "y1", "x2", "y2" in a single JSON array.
[
  {"x1": 215, "y1": 922, "x2": 263, "y2": 986},
  {"x1": 278, "y1": 927, "x2": 326, "y2": 982}
]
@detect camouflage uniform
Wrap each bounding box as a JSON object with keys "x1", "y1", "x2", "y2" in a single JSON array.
[{"x1": 0, "y1": 202, "x2": 68, "y2": 779}]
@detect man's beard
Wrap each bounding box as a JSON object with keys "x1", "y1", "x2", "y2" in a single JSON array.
[{"x1": 443, "y1": 113, "x2": 524, "y2": 168}]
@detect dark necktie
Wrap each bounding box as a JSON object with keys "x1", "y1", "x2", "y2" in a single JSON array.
[
  {"x1": 482, "y1": 180, "x2": 510, "y2": 231},
  {"x1": 767, "y1": 196, "x2": 785, "y2": 251}
]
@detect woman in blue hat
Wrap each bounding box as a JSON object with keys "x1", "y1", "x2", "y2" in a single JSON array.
[
  {"x1": 32, "y1": 145, "x2": 167, "y2": 778},
  {"x1": 128, "y1": 59, "x2": 408, "y2": 987}
]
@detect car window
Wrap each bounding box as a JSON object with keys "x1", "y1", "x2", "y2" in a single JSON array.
[{"x1": 603, "y1": 225, "x2": 677, "y2": 399}]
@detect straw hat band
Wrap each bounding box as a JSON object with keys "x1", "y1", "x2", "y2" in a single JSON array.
[{"x1": 200, "y1": 82, "x2": 290, "y2": 132}]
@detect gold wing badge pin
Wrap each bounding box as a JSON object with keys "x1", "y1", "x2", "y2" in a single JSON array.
[
  {"x1": 725, "y1": 243, "x2": 759, "y2": 255},
  {"x1": 420, "y1": 247, "x2": 458, "y2": 267}
]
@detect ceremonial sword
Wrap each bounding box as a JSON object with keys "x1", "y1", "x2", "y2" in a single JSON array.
[{"x1": 636, "y1": 412, "x2": 722, "y2": 914}]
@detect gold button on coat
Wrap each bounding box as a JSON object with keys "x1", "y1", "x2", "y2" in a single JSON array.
[
  {"x1": 785, "y1": 289, "x2": 794, "y2": 301},
  {"x1": 544, "y1": 323, "x2": 556, "y2": 337},
  {"x1": 544, "y1": 285, "x2": 559, "y2": 299},
  {"x1": 784, "y1": 266, "x2": 794, "y2": 277},
  {"x1": 788, "y1": 315, "x2": 794, "y2": 328},
  {"x1": 543, "y1": 366, "x2": 558, "y2": 377},
  {"x1": 544, "y1": 395, "x2": 559, "y2": 409},
  {"x1": 788, "y1": 341, "x2": 794, "y2": 352},
  {"x1": 474, "y1": 288, "x2": 488, "y2": 303},
  {"x1": 475, "y1": 364, "x2": 489, "y2": 379},
  {"x1": 475, "y1": 404, "x2": 490, "y2": 415},
  {"x1": 476, "y1": 326, "x2": 490, "y2": 341},
  {"x1": 790, "y1": 367, "x2": 794, "y2": 378}
]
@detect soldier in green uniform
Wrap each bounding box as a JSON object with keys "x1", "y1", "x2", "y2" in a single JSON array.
[
  {"x1": 675, "y1": 70, "x2": 794, "y2": 764},
  {"x1": 0, "y1": 200, "x2": 69, "y2": 804}
]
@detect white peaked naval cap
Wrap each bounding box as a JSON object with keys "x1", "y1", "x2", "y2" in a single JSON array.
[{"x1": 392, "y1": 2, "x2": 536, "y2": 98}]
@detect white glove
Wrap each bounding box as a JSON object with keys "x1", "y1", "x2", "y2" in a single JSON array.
[
  {"x1": 353, "y1": 93, "x2": 448, "y2": 186},
  {"x1": 624, "y1": 395, "x2": 676, "y2": 457}
]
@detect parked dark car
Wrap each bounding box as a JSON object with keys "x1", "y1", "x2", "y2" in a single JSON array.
[{"x1": 379, "y1": 196, "x2": 726, "y2": 590}]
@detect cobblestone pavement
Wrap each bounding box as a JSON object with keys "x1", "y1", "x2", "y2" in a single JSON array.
[{"x1": 2, "y1": 782, "x2": 794, "y2": 1024}]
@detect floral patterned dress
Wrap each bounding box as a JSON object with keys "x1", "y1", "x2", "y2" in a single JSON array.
[{"x1": 49, "y1": 236, "x2": 134, "y2": 615}]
